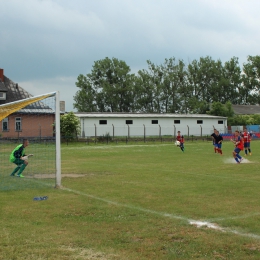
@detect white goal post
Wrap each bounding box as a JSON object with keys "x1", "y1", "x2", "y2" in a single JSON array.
[{"x1": 0, "y1": 91, "x2": 61, "y2": 188}]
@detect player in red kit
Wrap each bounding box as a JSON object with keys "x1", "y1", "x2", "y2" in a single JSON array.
[
  {"x1": 230, "y1": 130, "x2": 244, "y2": 163},
  {"x1": 243, "y1": 128, "x2": 252, "y2": 156},
  {"x1": 176, "y1": 131, "x2": 185, "y2": 152}
]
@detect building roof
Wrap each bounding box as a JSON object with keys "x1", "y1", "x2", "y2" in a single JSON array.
[
  {"x1": 0, "y1": 80, "x2": 8, "y2": 92},
  {"x1": 0, "y1": 75, "x2": 53, "y2": 113},
  {"x1": 74, "y1": 112, "x2": 227, "y2": 119},
  {"x1": 232, "y1": 105, "x2": 260, "y2": 115}
]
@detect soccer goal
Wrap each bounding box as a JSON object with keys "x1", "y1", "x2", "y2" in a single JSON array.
[{"x1": 0, "y1": 91, "x2": 61, "y2": 190}]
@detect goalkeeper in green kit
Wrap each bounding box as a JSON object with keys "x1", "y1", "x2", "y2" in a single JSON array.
[{"x1": 10, "y1": 139, "x2": 33, "y2": 178}]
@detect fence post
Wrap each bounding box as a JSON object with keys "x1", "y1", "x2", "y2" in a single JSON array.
[
  {"x1": 128, "y1": 124, "x2": 130, "y2": 139},
  {"x1": 94, "y1": 124, "x2": 97, "y2": 144},
  {"x1": 187, "y1": 125, "x2": 189, "y2": 139},
  {"x1": 200, "y1": 125, "x2": 202, "y2": 137},
  {"x1": 82, "y1": 119, "x2": 85, "y2": 138},
  {"x1": 143, "y1": 124, "x2": 146, "y2": 143},
  {"x1": 112, "y1": 124, "x2": 114, "y2": 140}
]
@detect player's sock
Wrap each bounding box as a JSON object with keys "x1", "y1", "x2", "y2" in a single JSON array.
[
  {"x1": 236, "y1": 153, "x2": 241, "y2": 159},
  {"x1": 10, "y1": 166, "x2": 20, "y2": 176},
  {"x1": 17, "y1": 164, "x2": 27, "y2": 176},
  {"x1": 245, "y1": 150, "x2": 248, "y2": 155},
  {"x1": 235, "y1": 158, "x2": 240, "y2": 163},
  {"x1": 219, "y1": 149, "x2": 222, "y2": 155}
]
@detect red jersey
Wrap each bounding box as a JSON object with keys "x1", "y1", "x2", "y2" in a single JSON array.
[
  {"x1": 176, "y1": 135, "x2": 184, "y2": 143},
  {"x1": 235, "y1": 135, "x2": 244, "y2": 150},
  {"x1": 243, "y1": 132, "x2": 251, "y2": 142}
]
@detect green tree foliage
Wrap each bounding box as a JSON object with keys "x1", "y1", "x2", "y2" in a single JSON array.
[
  {"x1": 241, "y1": 55, "x2": 260, "y2": 104},
  {"x1": 60, "y1": 112, "x2": 81, "y2": 139},
  {"x1": 73, "y1": 55, "x2": 260, "y2": 116},
  {"x1": 228, "y1": 114, "x2": 260, "y2": 126},
  {"x1": 74, "y1": 57, "x2": 136, "y2": 112},
  {"x1": 207, "y1": 101, "x2": 234, "y2": 117}
]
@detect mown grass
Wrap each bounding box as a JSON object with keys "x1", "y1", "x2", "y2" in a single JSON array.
[{"x1": 1, "y1": 140, "x2": 260, "y2": 259}]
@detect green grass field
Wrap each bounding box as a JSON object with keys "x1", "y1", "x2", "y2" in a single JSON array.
[{"x1": 1, "y1": 140, "x2": 260, "y2": 259}]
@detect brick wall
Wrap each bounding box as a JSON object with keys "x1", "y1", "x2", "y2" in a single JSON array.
[{"x1": 0, "y1": 114, "x2": 55, "y2": 138}]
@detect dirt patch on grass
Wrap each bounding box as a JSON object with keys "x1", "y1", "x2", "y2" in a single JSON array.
[{"x1": 61, "y1": 246, "x2": 119, "y2": 260}]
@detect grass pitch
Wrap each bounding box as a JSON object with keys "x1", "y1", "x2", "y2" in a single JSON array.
[{"x1": 1, "y1": 140, "x2": 260, "y2": 259}]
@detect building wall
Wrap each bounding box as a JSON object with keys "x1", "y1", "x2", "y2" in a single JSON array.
[
  {"x1": 0, "y1": 114, "x2": 55, "y2": 138},
  {"x1": 79, "y1": 116, "x2": 227, "y2": 137}
]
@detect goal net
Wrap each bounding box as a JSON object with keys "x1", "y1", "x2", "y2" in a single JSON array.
[{"x1": 0, "y1": 91, "x2": 61, "y2": 191}]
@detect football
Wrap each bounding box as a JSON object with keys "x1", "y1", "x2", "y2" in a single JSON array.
[{"x1": 175, "y1": 140, "x2": 180, "y2": 146}]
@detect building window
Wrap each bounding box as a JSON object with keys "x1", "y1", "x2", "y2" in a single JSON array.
[
  {"x1": 0, "y1": 92, "x2": 6, "y2": 100},
  {"x1": 174, "y1": 120, "x2": 180, "y2": 124},
  {"x1": 2, "y1": 117, "x2": 8, "y2": 131},
  {"x1": 197, "y1": 120, "x2": 203, "y2": 124},
  {"x1": 99, "y1": 120, "x2": 107, "y2": 125},
  {"x1": 218, "y1": 120, "x2": 224, "y2": 124},
  {"x1": 15, "y1": 117, "x2": 21, "y2": 131},
  {"x1": 126, "y1": 120, "x2": 133, "y2": 124},
  {"x1": 151, "y1": 120, "x2": 158, "y2": 124}
]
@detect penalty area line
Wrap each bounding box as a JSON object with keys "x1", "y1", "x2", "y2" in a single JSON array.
[{"x1": 61, "y1": 186, "x2": 260, "y2": 240}]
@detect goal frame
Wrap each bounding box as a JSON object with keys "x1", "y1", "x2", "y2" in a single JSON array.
[{"x1": 0, "y1": 91, "x2": 61, "y2": 187}]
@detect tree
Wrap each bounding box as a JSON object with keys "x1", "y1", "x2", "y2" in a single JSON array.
[
  {"x1": 207, "y1": 101, "x2": 234, "y2": 117},
  {"x1": 73, "y1": 74, "x2": 97, "y2": 112},
  {"x1": 241, "y1": 55, "x2": 260, "y2": 104},
  {"x1": 60, "y1": 112, "x2": 81, "y2": 139},
  {"x1": 89, "y1": 57, "x2": 135, "y2": 112},
  {"x1": 74, "y1": 57, "x2": 135, "y2": 112}
]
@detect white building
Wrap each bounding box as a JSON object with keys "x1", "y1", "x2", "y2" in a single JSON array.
[{"x1": 74, "y1": 113, "x2": 227, "y2": 138}]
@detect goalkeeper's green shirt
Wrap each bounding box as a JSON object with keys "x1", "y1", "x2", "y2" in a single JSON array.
[{"x1": 9, "y1": 144, "x2": 25, "y2": 163}]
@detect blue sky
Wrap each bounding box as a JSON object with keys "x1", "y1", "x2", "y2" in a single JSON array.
[{"x1": 1, "y1": 0, "x2": 259, "y2": 111}]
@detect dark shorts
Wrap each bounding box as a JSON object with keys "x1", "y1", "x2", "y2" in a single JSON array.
[
  {"x1": 244, "y1": 142, "x2": 250, "y2": 148},
  {"x1": 12, "y1": 158, "x2": 26, "y2": 166},
  {"x1": 215, "y1": 143, "x2": 222, "y2": 149},
  {"x1": 234, "y1": 147, "x2": 241, "y2": 154}
]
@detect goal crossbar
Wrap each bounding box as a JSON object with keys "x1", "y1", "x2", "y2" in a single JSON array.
[{"x1": 0, "y1": 91, "x2": 56, "y2": 121}]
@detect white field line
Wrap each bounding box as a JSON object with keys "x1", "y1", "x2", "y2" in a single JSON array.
[
  {"x1": 61, "y1": 186, "x2": 260, "y2": 240},
  {"x1": 208, "y1": 212, "x2": 260, "y2": 222}
]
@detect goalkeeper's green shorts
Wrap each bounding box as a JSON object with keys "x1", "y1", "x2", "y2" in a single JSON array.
[{"x1": 13, "y1": 158, "x2": 26, "y2": 166}]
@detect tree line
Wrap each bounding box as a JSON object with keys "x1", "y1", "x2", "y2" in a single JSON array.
[{"x1": 73, "y1": 55, "x2": 260, "y2": 115}]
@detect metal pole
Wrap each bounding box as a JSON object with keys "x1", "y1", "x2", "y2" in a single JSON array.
[
  {"x1": 94, "y1": 124, "x2": 96, "y2": 144},
  {"x1": 55, "y1": 91, "x2": 61, "y2": 188},
  {"x1": 143, "y1": 124, "x2": 146, "y2": 143},
  {"x1": 82, "y1": 119, "x2": 85, "y2": 138},
  {"x1": 112, "y1": 124, "x2": 114, "y2": 140}
]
